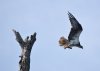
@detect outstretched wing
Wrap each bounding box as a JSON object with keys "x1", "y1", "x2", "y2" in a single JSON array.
[{"x1": 68, "y1": 12, "x2": 83, "y2": 42}]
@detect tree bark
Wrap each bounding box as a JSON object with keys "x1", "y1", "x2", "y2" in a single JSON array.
[{"x1": 13, "y1": 29, "x2": 36, "y2": 71}]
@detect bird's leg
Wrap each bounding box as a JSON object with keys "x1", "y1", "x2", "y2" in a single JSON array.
[
  {"x1": 78, "y1": 46, "x2": 83, "y2": 49},
  {"x1": 67, "y1": 46, "x2": 72, "y2": 49},
  {"x1": 64, "y1": 44, "x2": 72, "y2": 49},
  {"x1": 67, "y1": 44, "x2": 73, "y2": 49}
]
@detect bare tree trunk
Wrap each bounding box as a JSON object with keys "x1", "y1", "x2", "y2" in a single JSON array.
[{"x1": 13, "y1": 29, "x2": 36, "y2": 71}]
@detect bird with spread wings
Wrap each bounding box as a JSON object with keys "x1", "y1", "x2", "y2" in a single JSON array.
[{"x1": 59, "y1": 12, "x2": 83, "y2": 49}]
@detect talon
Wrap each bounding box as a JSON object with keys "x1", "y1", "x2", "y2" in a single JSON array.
[{"x1": 69, "y1": 47, "x2": 72, "y2": 49}]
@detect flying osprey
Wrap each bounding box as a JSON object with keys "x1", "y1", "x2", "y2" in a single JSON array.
[{"x1": 59, "y1": 12, "x2": 83, "y2": 49}]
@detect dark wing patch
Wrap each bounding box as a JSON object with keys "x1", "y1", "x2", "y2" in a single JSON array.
[{"x1": 68, "y1": 12, "x2": 83, "y2": 41}]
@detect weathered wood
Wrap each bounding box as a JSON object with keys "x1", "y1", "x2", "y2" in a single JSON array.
[{"x1": 13, "y1": 29, "x2": 36, "y2": 71}]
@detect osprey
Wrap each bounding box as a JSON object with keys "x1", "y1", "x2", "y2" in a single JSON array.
[{"x1": 59, "y1": 12, "x2": 83, "y2": 49}]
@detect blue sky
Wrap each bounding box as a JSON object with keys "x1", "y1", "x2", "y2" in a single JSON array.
[{"x1": 0, "y1": 0, "x2": 100, "y2": 71}]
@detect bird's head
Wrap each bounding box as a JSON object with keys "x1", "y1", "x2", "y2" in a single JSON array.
[{"x1": 59, "y1": 36, "x2": 69, "y2": 49}]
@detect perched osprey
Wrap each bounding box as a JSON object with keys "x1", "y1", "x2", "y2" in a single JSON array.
[{"x1": 59, "y1": 12, "x2": 83, "y2": 49}]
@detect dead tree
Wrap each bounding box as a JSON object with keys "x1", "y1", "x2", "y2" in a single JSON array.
[{"x1": 13, "y1": 29, "x2": 36, "y2": 71}]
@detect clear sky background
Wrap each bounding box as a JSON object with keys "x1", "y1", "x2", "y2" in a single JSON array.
[{"x1": 0, "y1": 0, "x2": 100, "y2": 71}]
